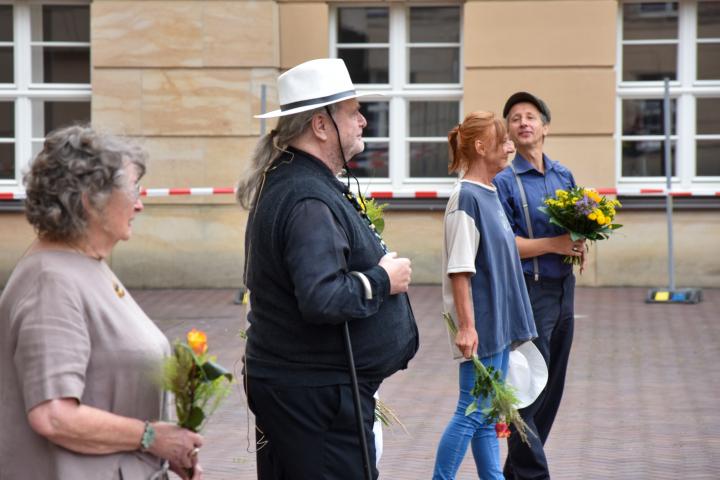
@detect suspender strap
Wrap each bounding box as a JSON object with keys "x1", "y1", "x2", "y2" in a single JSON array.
[{"x1": 510, "y1": 164, "x2": 540, "y2": 282}]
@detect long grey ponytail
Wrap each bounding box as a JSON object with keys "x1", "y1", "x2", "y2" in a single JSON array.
[{"x1": 236, "y1": 103, "x2": 338, "y2": 209}]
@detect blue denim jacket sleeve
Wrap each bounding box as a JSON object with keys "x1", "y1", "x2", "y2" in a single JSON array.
[{"x1": 282, "y1": 198, "x2": 390, "y2": 325}]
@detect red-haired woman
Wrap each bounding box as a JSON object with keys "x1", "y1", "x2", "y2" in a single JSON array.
[{"x1": 433, "y1": 111, "x2": 537, "y2": 479}]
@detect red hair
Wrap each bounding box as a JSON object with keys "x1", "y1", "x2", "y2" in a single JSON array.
[{"x1": 448, "y1": 111, "x2": 506, "y2": 174}]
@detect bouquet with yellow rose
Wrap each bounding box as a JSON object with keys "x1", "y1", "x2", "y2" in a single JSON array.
[
  {"x1": 162, "y1": 329, "x2": 233, "y2": 433},
  {"x1": 539, "y1": 187, "x2": 623, "y2": 265}
]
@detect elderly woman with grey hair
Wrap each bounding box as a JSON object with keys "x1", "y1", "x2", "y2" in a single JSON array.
[{"x1": 0, "y1": 125, "x2": 204, "y2": 480}]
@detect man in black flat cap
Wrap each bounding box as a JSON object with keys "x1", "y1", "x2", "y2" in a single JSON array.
[{"x1": 493, "y1": 92, "x2": 585, "y2": 480}]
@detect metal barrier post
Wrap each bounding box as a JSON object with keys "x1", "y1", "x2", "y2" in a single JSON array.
[
  {"x1": 663, "y1": 78, "x2": 675, "y2": 291},
  {"x1": 646, "y1": 78, "x2": 702, "y2": 304}
]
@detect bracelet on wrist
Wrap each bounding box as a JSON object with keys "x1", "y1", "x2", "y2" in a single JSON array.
[{"x1": 140, "y1": 421, "x2": 156, "y2": 451}]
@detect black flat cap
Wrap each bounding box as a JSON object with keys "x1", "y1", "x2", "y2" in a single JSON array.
[{"x1": 502, "y1": 91, "x2": 551, "y2": 122}]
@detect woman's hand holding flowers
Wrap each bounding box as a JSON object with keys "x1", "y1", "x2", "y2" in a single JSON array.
[
  {"x1": 146, "y1": 421, "x2": 203, "y2": 471},
  {"x1": 170, "y1": 460, "x2": 204, "y2": 480},
  {"x1": 455, "y1": 326, "x2": 479, "y2": 360},
  {"x1": 161, "y1": 329, "x2": 232, "y2": 478}
]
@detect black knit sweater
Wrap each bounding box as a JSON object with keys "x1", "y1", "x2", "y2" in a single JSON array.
[{"x1": 243, "y1": 148, "x2": 419, "y2": 386}]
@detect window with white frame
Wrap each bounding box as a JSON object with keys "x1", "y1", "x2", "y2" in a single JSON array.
[
  {"x1": 0, "y1": 1, "x2": 91, "y2": 188},
  {"x1": 618, "y1": 0, "x2": 720, "y2": 190},
  {"x1": 331, "y1": 4, "x2": 462, "y2": 193}
]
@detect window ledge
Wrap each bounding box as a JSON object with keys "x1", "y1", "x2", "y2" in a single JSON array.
[
  {"x1": 617, "y1": 195, "x2": 720, "y2": 210},
  {"x1": 0, "y1": 200, "x2": 25, "y2": 213}
]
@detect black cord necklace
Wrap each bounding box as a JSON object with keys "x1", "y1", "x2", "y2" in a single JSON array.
[{"x1": 323, "y1": 106, "x2": 389, "y2": 254}]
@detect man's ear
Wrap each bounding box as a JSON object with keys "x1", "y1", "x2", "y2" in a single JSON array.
[
  {"x1": 541, "y1": 122, "x2": 550, "y2": 140},
  {"x1": 310, "y1": 112, "x2": 330, "y2": 142}
]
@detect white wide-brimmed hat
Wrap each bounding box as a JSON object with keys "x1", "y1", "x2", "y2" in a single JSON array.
[
  {"x1": 255, "y1": 58, "x2": 377, "y2": 119},
  {"x1": 506, "y1": 342, "x2": 548, "y2": 409}
]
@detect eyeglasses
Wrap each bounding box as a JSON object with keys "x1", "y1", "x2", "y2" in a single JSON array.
[{"x1": 127, "y1": 183, "x2": 142, "y2": 201}]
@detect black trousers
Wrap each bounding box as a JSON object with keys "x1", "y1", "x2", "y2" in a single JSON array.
[
  {"x1": 246, "y1": 376, "x2": 380, "y2": 480},
  {"x1": 504, "y1": 274, "x2": 575, "y2": 480}
]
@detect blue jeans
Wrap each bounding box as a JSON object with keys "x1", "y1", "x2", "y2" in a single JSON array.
[{"x1": 433, "y1": 348, "x2": 510, "y2": 480}]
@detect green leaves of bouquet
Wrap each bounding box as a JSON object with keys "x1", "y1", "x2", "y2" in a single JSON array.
[
  {"x1": 162, "y1": 329, "x2": 233, "y2": 433},
  {"x1": 362, "y1": 197, "x2": 389, "y2": 235},
  {"x1": 443, "y1": 313, "x2": 531, "y2": 444}
]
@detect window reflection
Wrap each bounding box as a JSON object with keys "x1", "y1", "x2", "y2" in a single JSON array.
[
  {"x1": 409, "y1": 48, "x2": 459, "y2": 84},
  {"x1": 0, "y1": 6, "x2": 12, "y2": 41},
  {"x1": 348, "y1": 142, "x2": 389, "y2": 178},
  {"x1": 621, "y1": 141, "x2": 675, "y2": 176},
  {"x1": 30, "y1": 101, "x2": 90, "y2": 137},
  {"x1": 623, "y1": 99, "x2": 676, "y2": 135},
  {"x1": 623, "y1": 44, "x2": 677, "y2": 81},
  {"x1": 361, "y1": 102, "x2": 389, "y2": 138},
  {"x1": 0, "y1": 143, "x2": 14, "y2": 179},
  {"x1": 697, "y1": 98, "x2": 720, "y2": 135},
  {"x1": 45, "y1": 102, "x2": 90, "y2": 135},
  {"x1": 338, "y1": 48, "x2": 388, "y2": 84},
  {"x1": 410, "y1": 7, "x2": 460, "y2": 43},
  {"x1": 338, "y1": 7, "x2": 388, "y2": 43},
  {"x1": 698, "y1": 1, "x2": 720, "y2": 38},
  {"x1": 623, "y1": 2, "x2": 678, "y2": 40},
  {"x1": 0, "y1": 48, "x2": 12, "y2": 83},
  {"x1": 698, "y1": 44, "x2": 720, "y2": 80},
  {"x1": 408, "y1": 6, "x2": 460, "y2": 85},
  {"x1": 697, "y1": 141, "x2": 720, "y2": 176},
  {"x1": 410, "y1": 102, "x2": 459, "y2": 137},
  {"x1": 0, "y1": 102, "x2": 13, "y2": 137},
  {"x1": 0, "y1": 100, "x2": 13, "y2": 178},
  {"x1": 32, "y1": 47, "x2": 90, "y2": 84},
  {"x1": 29, "y1": 6, "x2": 90, "y2": 84},
  {"x1": 40, "y1": 5, "x2": 90, "y2": 42},
  {"x1": 409, "y1": 143, "x2": 453, "y2": 178}
]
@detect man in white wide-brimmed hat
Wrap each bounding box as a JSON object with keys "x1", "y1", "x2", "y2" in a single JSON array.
[{"x1": 238, "y1": 58, "x2": 419, "y2": 480}]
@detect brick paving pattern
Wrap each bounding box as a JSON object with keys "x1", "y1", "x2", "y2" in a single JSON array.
[{"x1": 135, "y1": 286, "x2": 720, "y2": 479}]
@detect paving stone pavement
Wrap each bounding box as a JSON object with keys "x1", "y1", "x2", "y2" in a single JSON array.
[{"x1": 134, "y1": 286, "x2": 720, "y2": 479}]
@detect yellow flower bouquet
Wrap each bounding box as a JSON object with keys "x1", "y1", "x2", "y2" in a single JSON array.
[
  {"x1": 162, "y1": 328, "x2": 233, "y2": 433},
  {"x1": 539, "y1": 187, "x2": 623, "y2": 265}
]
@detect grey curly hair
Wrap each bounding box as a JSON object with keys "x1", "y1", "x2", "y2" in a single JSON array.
[{"x1": 23, "y1": 125, "x2": 147, "y2": 242}]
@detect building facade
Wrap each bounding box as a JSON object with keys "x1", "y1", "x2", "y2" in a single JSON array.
[{"x1": 1, "y1": 0, "x2": 719, "y2": 288}]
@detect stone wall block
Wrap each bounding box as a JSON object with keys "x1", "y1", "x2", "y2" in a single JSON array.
[
  {"x1": 91, "y1": 69, "x2": 143, "y2": 135},
  {"x1": 141, "y1": 69, "x2": 254, "y2": 136},
  {"x1": 203, "y1": 1, "x2": 279, "y2": 67},
  {"x1": 92, "y1": 1, "x2": 203, "y2": 68},
  {"x1": 464, "y1": 0, "x2": 616, "y2": 68}
]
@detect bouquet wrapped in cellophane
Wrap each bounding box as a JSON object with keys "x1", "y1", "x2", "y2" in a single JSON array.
[
  {"x1": 539, "y1": 187, "x2": 623, "y2": 265},
  {"x1": 162, "y1": 329, "x2": 233, "y2": 433}
]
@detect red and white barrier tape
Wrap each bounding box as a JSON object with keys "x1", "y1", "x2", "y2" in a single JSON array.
[{"x1": 2, "y1": 187, "x2": 720, "y2": 201}]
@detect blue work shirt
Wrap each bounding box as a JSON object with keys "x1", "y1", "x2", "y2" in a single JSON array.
[{"x1": 493, "y1": 153, "x2": 576, "y2": 280}]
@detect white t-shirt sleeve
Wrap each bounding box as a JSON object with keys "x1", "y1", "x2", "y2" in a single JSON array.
[{"x1": 445, "y1": 209, "x2": 480, "y2": 275}]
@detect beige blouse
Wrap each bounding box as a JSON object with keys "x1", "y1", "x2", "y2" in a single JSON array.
[{"x1": 0, "y1": 250, "x2": 171, "y2": 480}]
